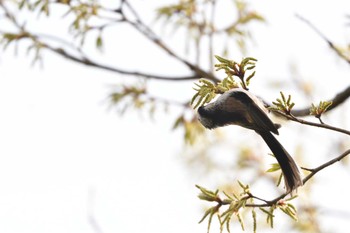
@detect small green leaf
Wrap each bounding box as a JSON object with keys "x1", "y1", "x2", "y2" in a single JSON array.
[
  {"x1": 198, "y1": 206, "x2": 215, "y2": 224},
  {"x1": 223, "y1": 190, "x2": 238, "y2": 201},
  {"x1": 246, "y1": 71, "x2": 255, "y2": 85},
  {"x1": 285, "y1": 195, "x2": 298, "y2": 202},
  {"x1": 268, "y1": 208, "x2": 274, "y2": 228},
  {"x1": 172, "y1": 115, "x2": 184, "y2": 130},
  {"x1": 237, "y1": 180, "x2": 247, "y2": 190},
  {"x1": 237, "y1": 213, "x2": 245, "y2": 231},
  {"x1": 190, "y1": 92, "x2": 199, "y2": 106},
  {"x1": 215, "y1": 55, "x2": 231, "y2": 64},
  {"x1": 252, "y1": 209, "x2": 257, "y2": 233},
  {"x1": 309, "y1": 100, "x2": 333, "y2": 117},
  {"x1": 287, "y1": 203, "x2": 297, "y2": 213},
  {"x1": 266, "y1": 163, "x2": 280, "y2": 172},
  {"x1": 259, "y1": 207, "x2": 271, "y2": 215},
  {"x1": 245, "y1": 65, "x2": 255, "y2": 70},
  {"x1": 221, "y1": 211, "x2": 233, "y2": 233},
  {"x1": 96, "y1": 34, "x2": 103, "y2": 50},
  {"x1": 276, "y1": 173, "x2": 283, "y2": 187},
  {"x1": 280, "y1": 91, "x2": 286, "y2": 104},
  {"x1": 260, "y1": 207, "x2": 275, "y2": 228},
  {"x1": 19, "y1": 0, "x2": 26, "y2": 9},
  {"x1": 196, "y1": 185, "x2": 219, "y2": 202},
  {"x1": 207, "y1": 207, "x2": 218, "y2": 233},
  {"x1": 289, "y1": 102, "x2": 295, "y2": 110},
  {"x1": 245, "y1": 57, "x2": 258, "y2": 62},
  {"x1": 279, "y1": 205, "x2": 298, "y2": 221}
]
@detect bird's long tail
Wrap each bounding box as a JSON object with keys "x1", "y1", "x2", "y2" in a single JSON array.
[{"x1": 257, "y1": 131, "x2": 303, "y2": 192}]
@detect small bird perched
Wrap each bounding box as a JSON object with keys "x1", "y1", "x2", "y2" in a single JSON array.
[{"x1": 197, "y1": 88, "x2": 303, "y2": 192}]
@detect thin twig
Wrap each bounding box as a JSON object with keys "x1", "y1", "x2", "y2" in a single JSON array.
[
  {"x1": 273, "y1": 110, "x2": 350, "y2": 136},
  {"x1": 0, "y1": 27, "x2": 203, "y2": 81},
  {"x1": 302, "y1": 149, "x2": 350, "y2": 184},
  {"x1": 1, "y1": 1, "x2": 216, "y2": 82},
  {"x1": 123, "y1": 0, "x2": 219, "y2": 82},
  {"x1": 296, "y1": 14, "x2": 350, "y2": 65},
  {"x1": 291, "y1": 85, "x2": 350, "y2": 117},
  {"x1": 45, "y1": 44, "x2": 202, "y2": 81},
  {"x1": 285, "y1": 15, "x2": 350, "y2": 117},
  {"x1": 225, "y1": 149, "x2": 350, "y2": 208}
]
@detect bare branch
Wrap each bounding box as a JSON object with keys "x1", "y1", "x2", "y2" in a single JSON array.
[
  {"x1": 0, "y1": 27, "x2": 203, "y2": 81},
  {"x1": 273, "y1": 110, "x2": 350, "y2": 136},
  {"x1": 291, "y1": 85, "x2": 350, "y2": 117},
  {"x1": 303, "y1": 149, "x2": 350, "y2": 183},
  {"x1": 296, "y1": 14, "x2": 350, "y2": 65},
  {"x1": 283, "y1": 15, "x2": 350, "y2": 117},
  {"x1": 0, "y1": 0, "x2": 217, "y2": 82},
  {"x1": 122, "y1": 0, "x2": 219, "y2": 82},
  {"x1": 228, "y1": 149, "x2": 350, "y2": 208},
  {"x1": 45, "y1": 44, "x2": 203, "y2": 81}
]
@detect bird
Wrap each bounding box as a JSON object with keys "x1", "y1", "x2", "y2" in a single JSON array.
[{"x1": 197, "y1": 88, "x2": 303, "y2": 192}]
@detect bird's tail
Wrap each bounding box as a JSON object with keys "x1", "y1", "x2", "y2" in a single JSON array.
[{"x1": 257, "y1": 131, "x2": 303, "y2": 192}]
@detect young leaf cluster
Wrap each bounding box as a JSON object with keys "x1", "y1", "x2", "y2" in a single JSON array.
[
  {"x1": 191, "y1": 79, "x2": 220, "y2": 109},
  {"x1": 1, "y1": 32, "x2": 30, "y2": 49},
  {"x1": 191, "y1": 56, "x2": 257, "y2": 109},
  {"x1": 196, "y1": 185, "x2": 222, "y2": 233},
  {"x1": 16, "y1": 0, "x2": 105, "y2": 48},
  {"x1": 0, "y1": 32, "x2": 45, "y2": 66},
  {"x1": 220, "y1": 181, "x2": 251, "y2": 233},
  {"x1": 266, "y1": 162, "x2": 283, "y2": 188},
  {"x1": 18, "y1": 0, "x2": 51, "y2": 16},
  {"x1": 259, "y1": 196, "x2": 298, "y2": 228},
  {"x1": 197, "y1": 182, "x2": 300, "y2": 233},
  {"x1": 214, "y1": 55, "x2": 257, "y2": 90},
  {"x1": 173, "y1": 116, "x2": 205, "y2": 145},
  {"x1": 155, "y1": 0, "x2": 265, "y2": 55},
  {"x1": 277, "y1": 197, "x2": 299, "y2": 222},
  {"x1": 309, "y1": 101, "x2": 333, "y2": 119},
  {"x1": 109, "y1": 83, "x2": 148, "y2": 115},
  {"x1": 197, "y1": 181, "x2": 255, "y2": 233},
  {"x1": 270, "y1": 92, "x2": 295, "y2": 114},
  {"x1": 64, "y1": 1, "x2": 101, "y2": 42},
  {"x1": 156, "y1": 1, "x2": 195, "y2": 21},
  {"x1": 225, "y1": 0, "x2": 265, "y2": 36}
]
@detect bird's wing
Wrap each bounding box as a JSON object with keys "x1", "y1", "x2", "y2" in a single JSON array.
[{"x1": 230, "y1": 90, "x2": 279, "y2": 134}]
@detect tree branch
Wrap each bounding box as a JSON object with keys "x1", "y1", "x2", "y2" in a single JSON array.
[
  {"x1": 290, "y1": 85, "x2": 350, "y2": 117},
  {"x1": 284, "y1": 15, "x2": 350, "y2": 117},
  {"x1": 0, "y1": 28, "x2": 203, "y2": 81},
  {"x1": 273, "y1": 110, "x2": 350, "y2": 136},
  {"x1": 296, "y1": 14, "x2": 350, "y2": 65},
  {"x1": 122, "y1": 0, "x2": 219, "y2": 82},
  {"x1": 302, "y1": 149, "x2": 350, "y2": 184},
  {"x1": 0, "y1": 1, "x2": 216, "y2": 82},
  {"x1": 45, "y1": 44, "x2": 203, "y2": 81},
  {"x1": 232, "y1": 149, "x2": 350, "y2": 208}
]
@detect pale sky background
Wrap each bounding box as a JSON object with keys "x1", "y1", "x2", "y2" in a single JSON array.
[{"x1": 0, "y1": 0, "x2": 350, "y2": 233}]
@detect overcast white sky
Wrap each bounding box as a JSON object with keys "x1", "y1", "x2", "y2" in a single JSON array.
[{"x1": 0, "y1": 0, "x2": 350, "y2": 233}]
